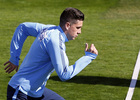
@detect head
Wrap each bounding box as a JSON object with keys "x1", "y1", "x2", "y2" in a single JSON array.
[{"x1": 59, "y1": 7, "x2": 84, "y2": 40}]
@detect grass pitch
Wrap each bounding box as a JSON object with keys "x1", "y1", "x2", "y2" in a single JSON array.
[{"x1": 0, "y1": 0, "x2": 140, "y2": 100}]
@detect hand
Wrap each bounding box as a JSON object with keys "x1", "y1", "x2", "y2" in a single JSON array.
[
  {"x1": 4, "y1": 61, "x2": 19, "y2": 73},
  {"x1": 85, "y1": 43, "x2": 98, "y2": 55}
]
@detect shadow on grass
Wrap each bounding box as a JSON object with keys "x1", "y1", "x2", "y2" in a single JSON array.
[{"x1": 50, "y1": 75, "x2": 140, "y2": 88}]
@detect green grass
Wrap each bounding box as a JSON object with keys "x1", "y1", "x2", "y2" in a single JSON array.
[{"x1": 0, "y1": 0, "x2": 140, "y2": 100}]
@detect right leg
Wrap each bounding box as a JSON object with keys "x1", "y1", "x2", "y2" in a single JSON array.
[
  {"x1": 7, "y1": 85, "x2": 16, "y2": 100},
  {"x1": 7, "y1": 85, "x2": 28, "y2": 100},
  {"x1": 42, "y1": 88, "x2": 65, "y2": 100}
]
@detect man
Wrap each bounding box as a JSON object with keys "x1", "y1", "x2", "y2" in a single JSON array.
[{"x1": 4, "y1": 7, "x2": 98, "y2": 100}]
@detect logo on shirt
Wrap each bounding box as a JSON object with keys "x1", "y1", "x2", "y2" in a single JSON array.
[{"x1": 38, "y1": 28, "x2": 48, "y2": 42}]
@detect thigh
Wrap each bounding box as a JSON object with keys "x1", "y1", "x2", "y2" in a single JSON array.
[
  {"x1": 7, "y1": 85, "x2": 16, "y2": 100},
  {"x1": 27, "y1": 95, "x2": 44, "y2": 100},
  {"x1": 16, "y1": 91, "x2": 27, "y2": 100},
  {"x1": 17, "y1": 91, "x2": 44, "y2": 100},
  {"x1": 42, "y1": 88, "x2": 65, "y2": 100},
  {"x1": 7, "y1": 85, "x2": 28, "y2": 100}
]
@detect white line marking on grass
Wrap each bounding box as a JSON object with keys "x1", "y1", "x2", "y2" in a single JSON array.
[{"x1": 125, "y1": 50, "x2": 140, "y2": 100}]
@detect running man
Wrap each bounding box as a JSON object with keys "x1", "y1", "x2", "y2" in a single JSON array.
[{"x1": 4, "y1": 7, "x2": 98, "y2": 100}]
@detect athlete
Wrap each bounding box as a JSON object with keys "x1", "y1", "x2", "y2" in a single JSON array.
[{"x1": 4, "y1": 7, "x2": 98, "y2": 100}]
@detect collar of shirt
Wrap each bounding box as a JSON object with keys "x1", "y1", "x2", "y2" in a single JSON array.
[{"x1": 58, "y1": 25, "x2": 69, "y2": 43}]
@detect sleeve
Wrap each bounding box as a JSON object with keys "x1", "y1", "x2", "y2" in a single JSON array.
[
  {"x1": 46, "y1": 33, "x2": 97, "y2": 81},
  {"x1": 9, "y1": 22, "x2": 47, "y2": 65}
]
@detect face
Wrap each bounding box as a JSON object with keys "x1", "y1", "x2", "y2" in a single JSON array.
[{"x1": 66, "y1": 20, "x2": 83, "y2": 40}]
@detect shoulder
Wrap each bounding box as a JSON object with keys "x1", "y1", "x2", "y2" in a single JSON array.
[
  {"x1": 48, "y1": 27, "x2": 65, "y2": 48},
  {"x1": 47, "y1": 26, "x2": 61, "y2": 40}
]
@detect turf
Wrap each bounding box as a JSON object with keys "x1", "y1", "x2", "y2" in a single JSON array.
[{"x1": 0, "y1": 0, "x2": 140, "y2": 100}]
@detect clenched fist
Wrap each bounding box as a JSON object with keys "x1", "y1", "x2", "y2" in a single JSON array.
[{"x1": 85, "y1": 43, "x2": 98, "y2": 55}]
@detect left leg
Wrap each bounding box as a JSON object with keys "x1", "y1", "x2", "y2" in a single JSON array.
[{"x1": 42, "y1": 88, "x2": 65, "y2": 100}]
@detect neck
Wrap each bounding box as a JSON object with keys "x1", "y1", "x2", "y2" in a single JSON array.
[
  {"x1": 60, "y1": 25, "x2": 68, "y2": 35},
  {"x1": 60, "y1": 25, "x2": 70, "y2": 40}
]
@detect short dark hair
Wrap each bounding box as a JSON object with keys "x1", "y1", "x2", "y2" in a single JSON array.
[{"x1": 59, "y1": 7, "x2": 84, "y2": 27}]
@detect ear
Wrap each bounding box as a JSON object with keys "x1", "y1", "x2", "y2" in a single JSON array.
[{"x1": 65, "y1": 22, "x2": 70, "y2": 30}]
